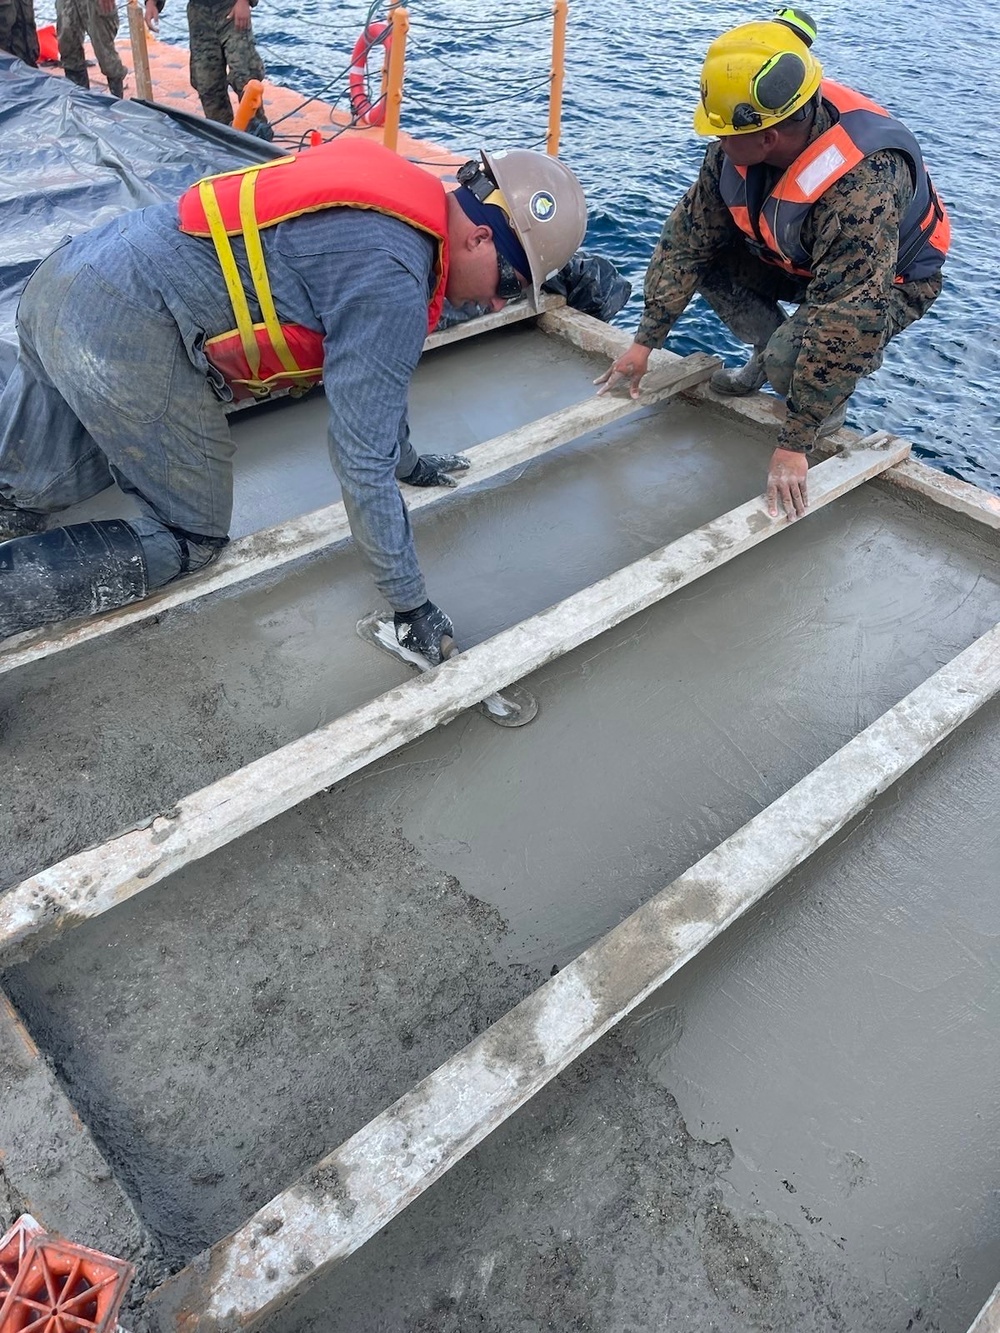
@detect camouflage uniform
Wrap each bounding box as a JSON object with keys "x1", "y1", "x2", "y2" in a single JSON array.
[
  {"x1": 187, "y1": 0, "x2": 266, "y2": 127},
  {"x1": 636, "y1": 102, "x2": 943, "y2": 453},
  {"x1": 57, "y1": 0, "x2": 126, "y2": 94},
  {"x1": 0, "y1": 0, "x2": 39, "y2": 64}
]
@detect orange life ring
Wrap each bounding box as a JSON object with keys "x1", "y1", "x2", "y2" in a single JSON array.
[{"x1": 349, "y1": 21, "x2": 392, "y2": 128}]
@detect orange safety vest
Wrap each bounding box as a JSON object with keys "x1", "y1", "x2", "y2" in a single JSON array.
[
  {"x1": 718, "y1": 81, "x2": 950, "y2": 284},
  {"x1": 177, "y1": 139, "x2": 450, "y2": 399}
]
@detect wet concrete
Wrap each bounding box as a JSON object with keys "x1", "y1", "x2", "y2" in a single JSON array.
[{"x1": 2, "y1": 324, "x2": 999, "y2": 1330}]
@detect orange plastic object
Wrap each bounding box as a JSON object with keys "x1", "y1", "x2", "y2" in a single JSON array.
[
  {"x1": 232, "y1": 78, "x2": 264, "y2": 131},
  {"x1": 0, "y1": 1217, "x2": 43, "y2": 1303},
  {"x1": 35, "y1": 24, "x2": 60, "y2": 63},
  {"x1": 0, "y1": 1235, "x2": 133, "y2": 1332}
]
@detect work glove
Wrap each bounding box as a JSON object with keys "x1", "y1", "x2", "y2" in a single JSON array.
[
  {"x1": 394, "y1": 600, "x2": 455, "y2": 666},
  {"x1": 400, "y1": 453, "x2": 471, "y2": 489}
]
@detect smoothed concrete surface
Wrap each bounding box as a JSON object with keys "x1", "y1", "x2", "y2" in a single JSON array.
[{"x1": 2, "y1": 327, "x2": 999, "y2": 1330}]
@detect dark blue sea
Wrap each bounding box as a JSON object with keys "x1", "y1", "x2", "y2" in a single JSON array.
[{"x1": 154, "y1": 0, "x2": 999, "y2": 491}]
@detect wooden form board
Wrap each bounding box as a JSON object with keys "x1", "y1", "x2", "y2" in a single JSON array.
[
  {"x1": 969, "y1": 1284, "x2": 1000, "y2": 1333},
  {"x1": 0, "y1": 350, "x2": 716, "y2": 678},
  {"x1": 539, "y1": 306, "x2": 1000, "y2": 533},
  {"x1": 145, "y1": 613, "x2": 1000, "y2": 1329},
  {"x1": 0, "y1": 435, "x2": 907, "y2": 968}
]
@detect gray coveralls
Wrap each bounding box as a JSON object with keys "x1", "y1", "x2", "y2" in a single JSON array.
[{"x1": 0, "y1": 203, "x2": 436, "y2": 609}]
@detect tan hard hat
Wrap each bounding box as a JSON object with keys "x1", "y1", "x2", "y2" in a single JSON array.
[{"x1": 481, "y1": 148, "x2": 587, "y2": 305}]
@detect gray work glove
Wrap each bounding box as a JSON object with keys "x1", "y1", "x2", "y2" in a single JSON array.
[
  {"x1": 394, "y1": 600, "x2": 454, "y2": 666},
  {"x1": 400, "y1": 454, "x2": 471, "y2": 489}
]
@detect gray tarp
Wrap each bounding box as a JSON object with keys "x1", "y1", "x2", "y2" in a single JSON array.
[{"x1": 0, "y1": 52, "x2": 279, "y2": 380}]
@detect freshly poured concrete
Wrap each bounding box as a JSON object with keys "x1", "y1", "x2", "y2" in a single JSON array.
[{"x1": 2, "y1": 325, "x2": 999, "y2": 1330}]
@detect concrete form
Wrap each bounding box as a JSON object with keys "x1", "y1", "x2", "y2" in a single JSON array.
[
  {"x1": 2, "y1": 316, "x2": 999, "y2": 1333},
  {"x1": 145, "y1": 616, "x2": 1000, "y2": 1328},
  {"x1": 0, "y1": 436, "x2": 907, "y2": 965},
  {"x1": 0, "y1": 333, "x2": 712, "y2": 678}
]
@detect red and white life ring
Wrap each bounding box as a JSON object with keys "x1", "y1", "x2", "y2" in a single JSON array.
[{"x1": 348, "y1": 21, "x2": 392, "y2": 128}]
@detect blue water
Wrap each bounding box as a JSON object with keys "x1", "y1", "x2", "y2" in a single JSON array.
[{"x1": 152, "y1": 0, "x2": 999, "y2": 491}]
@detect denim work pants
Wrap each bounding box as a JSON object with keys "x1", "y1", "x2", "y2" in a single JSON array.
[{"x1": 0, "y1": 242, "x2": 233, "y2": 587}]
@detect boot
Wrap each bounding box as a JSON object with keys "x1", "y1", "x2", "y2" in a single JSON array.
[
  {"x1": 0, "y1": 496, "x2": 47, "y2": 543},
  {"x1": 108, "y1": 74, "x2": 124, "y2": 98},
  {"x1": 0, "y1": 520, "x2": 148, "y2": 641},
  {"x1": 709, "y1": 350, "x2": 768, "y2": 396},
  {"x1": 64, "y1": 66, "x2": 90, "y2": 90},
  {"x1": 817, "y1": 398, "x2": 849, "y2": 438}
]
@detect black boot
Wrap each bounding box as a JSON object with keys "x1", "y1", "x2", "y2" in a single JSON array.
[
  {"x1": 108, "y1": 74, "x2": 124, "y2": 98},
  {"x1": 0, "y1": 520, "x2": 148, "y2": 641},
  {"x1": 64, "y1": 66, "x2": 90, "y2": 89}
]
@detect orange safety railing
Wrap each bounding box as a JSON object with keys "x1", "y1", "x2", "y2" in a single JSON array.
[
  {"x1": 547, "y1": 0, "x2": 568, "y2": 155},
  {"x1": 381, "y1": 5, "x2": 409, "y2": 152}
]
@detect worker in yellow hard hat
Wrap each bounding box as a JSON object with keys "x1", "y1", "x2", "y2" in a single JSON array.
[{"x1": 597, "y1": 8, "x2": 949, "y2": 520}]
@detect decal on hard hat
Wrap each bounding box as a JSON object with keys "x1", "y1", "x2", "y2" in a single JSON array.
[{"x1": 529, "y1": 190, "x2": 557, "y2": 222}]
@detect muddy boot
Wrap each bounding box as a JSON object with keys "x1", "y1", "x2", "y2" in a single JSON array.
[
  {"x1": 710, "y1": 350, "x2": 767, "y2": 396},
  {"x1": 817, "y1": 398, "x2": 850, "y2": 438},
  {"x1": 0, "y1": 520, "x2": 148, "y2": 641},
  {"x1": 63, "y1": 66, "x2": 90, "y2": 89},
  {"x1": 0, "y1": 495, "x2": 47, "y2": 543},
  {"x1": 108, "y1": 74, "x2": 124, "y2": 97},
  {"x1": 247, "y1": 110, "x2": 274, "y2": 141}
]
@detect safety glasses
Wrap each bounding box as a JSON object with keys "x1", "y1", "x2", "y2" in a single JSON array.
[{"x1": 496, "y1": 250, "x2": 526, "y2": 302}]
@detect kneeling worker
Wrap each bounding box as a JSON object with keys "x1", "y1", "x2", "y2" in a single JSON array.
[
  {"x1": 598, "y1": 9, "x2": 949, "y2": 519},
  {"x1": 0, "y1": 140, "x2": 587, "y2": 658}
]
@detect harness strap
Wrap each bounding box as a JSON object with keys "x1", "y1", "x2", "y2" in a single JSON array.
[
  {"x1": 237, "y1": 169, "x2": 299, "y2": 376},
  {"x1": 199, "y1": 178, "x2": 261, "y2": 380}
]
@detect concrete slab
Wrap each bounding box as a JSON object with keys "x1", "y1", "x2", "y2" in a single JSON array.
[
  {"x1": 0, "y1": 989, "x2": 161, "y2": 1321},
  {"x1": 2, "y1": 328, "x2": 999, "y2": 1331}
]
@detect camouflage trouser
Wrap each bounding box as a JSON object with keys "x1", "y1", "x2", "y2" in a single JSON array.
[
  {"x1": 0, "y1": 0, "x2": 40, "y2": 64},
  {"x1": 57, "y1": 0, "x2": 126, "y2": 88},
  {"x1": 699, "y1": 243, "x2": 933, "y2": 398},
  {"x1": 187, "y1": 0, "x2": 264, "y2": 124}
]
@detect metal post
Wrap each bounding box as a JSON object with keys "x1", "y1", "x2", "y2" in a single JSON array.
[
  {"x1": 126, "y1": 0, "x2": 153, "y2": 101},
  {"x1": 381, "y1": 5, "x2": 409, "y2": 153},
  {"x1": 546, "y1": 0, "x2": 568, "y2": 155}
]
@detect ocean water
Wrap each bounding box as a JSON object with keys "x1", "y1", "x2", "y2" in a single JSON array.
[{"x1": 154, "y1": 0, "x2": 999, "y2": 491}]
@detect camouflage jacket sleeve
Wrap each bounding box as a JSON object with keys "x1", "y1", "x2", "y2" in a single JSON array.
[
  {"x1": 779, "y1": 149, "x2": 913, "y2": 452},
  {"x1": 635, "y1": 145, "x2": 737, "y2": 349}
]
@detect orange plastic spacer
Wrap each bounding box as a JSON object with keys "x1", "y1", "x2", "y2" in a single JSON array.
[
  {"x1": 0, "y1": 1234, "x2": 134, "y2": 1332},
  {"x1": 0, "y1": 1217, "x2": 43, "y2": 1305}
]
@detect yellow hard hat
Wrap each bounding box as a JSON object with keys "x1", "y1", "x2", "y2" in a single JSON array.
[{"x1": 694, "y1": 18, "x2": 823, "y2": 136}]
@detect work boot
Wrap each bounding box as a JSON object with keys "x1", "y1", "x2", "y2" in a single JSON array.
[
  {"x1": 64, "y1": 67, "x2": 90, "y2": 90},
  {"x1": 108, "y1": 74, "x2": 124, "y2": 98},
  {"x1": 247, "y1": 111, "x2": 274, "y2": 141},
  {"x1": 0, "y1": 520, "x2": 149, "y2": 640},
  {"x1": 709, "y1": 350, "x2": 767, "y2": 397},
  {"x1": 0, "y1": 496, "x2": 47, "y2": 543},
  {"x1": 817, "y1": 398, "x2": 850, "y2": 438}
]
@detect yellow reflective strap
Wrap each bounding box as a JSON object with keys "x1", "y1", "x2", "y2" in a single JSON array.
[
  {"x1": 199, "y1": 179, "x2": 261, "y2": 379},
  {"x1": 238, "y1": 169, "x2": 299, "y2": 376}
]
